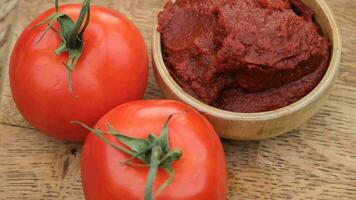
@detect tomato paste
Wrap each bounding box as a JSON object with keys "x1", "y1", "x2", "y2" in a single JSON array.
[{"x1": 158, "y1": 0, "x2": 330, "y2": 113}]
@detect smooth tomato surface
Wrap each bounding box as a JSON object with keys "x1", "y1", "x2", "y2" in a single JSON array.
[
  {"x1": 81, "y1": 100, "x2": 227, "y2": 200},
  {"x1": 10, "y1": 4, "x2": 148, "y2": 141}
]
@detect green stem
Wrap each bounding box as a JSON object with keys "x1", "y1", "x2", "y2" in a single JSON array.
[
  {"x1": 155, "y1": 166, "x2": 174, "y2": 198},
  {"x1": 55, "y1": 0, "x2": 59, "y2": 12},
  {"x1": 71, "y1": 121, "x2": 137, "y2": 157},
  {"x1": 73, "y1": 114, "x2": 183, "y2": 200},
  {"x1": 73, "y1": 0, "x2": 90, "y2": 34},
  {"x1": 145, "y1": 146, "x2": 162, "y2": 200},
  {"x1": 34, "y1": 0, "x2": 91, "y2": 96},
  {"x1": 68, "y1": 0, "x2": 90, "y2": 48},
  {"x1": 79, "y1": 0, "x2": 91, "y2": 37}
]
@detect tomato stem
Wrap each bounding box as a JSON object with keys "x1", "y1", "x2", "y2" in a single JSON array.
[
  {"x1": 33, "y1": 0, "x2": 91, "y2": 96},
  {"x1": 145, "y1": 146, "x2": 162, "y2": 200},
  {"x1": 72, "y1": 114, "x2": 183, "y2": 200}
]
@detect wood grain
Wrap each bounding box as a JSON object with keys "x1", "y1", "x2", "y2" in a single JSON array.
[{"x1": 0, "y1": 0, "x2": 355, "y2": 199}]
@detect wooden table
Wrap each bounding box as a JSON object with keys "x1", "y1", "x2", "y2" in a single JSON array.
[{"x1": 0, "y1": 0, "x2": 355, "y2": 199}]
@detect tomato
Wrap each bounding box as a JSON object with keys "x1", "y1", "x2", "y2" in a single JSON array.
[
  {"x1": 80, "y1": 100, "x2": 227, "y2": 200},
  {"x1": 9, "y1": 3, "x2": 148, "y2": 141}
]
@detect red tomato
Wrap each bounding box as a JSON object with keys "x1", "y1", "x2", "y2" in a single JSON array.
[
  {"x1": 81, "y1": 100, "x2": 227, "y2": 200},
  {"x1": 10, "y1": 4, "x2": 148, "y2": 141}
]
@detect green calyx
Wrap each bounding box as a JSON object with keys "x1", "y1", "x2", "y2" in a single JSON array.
[
  {"x1": 73, "y1": 115, "x2": 183, "y2": 200},
  {"x1": 33, "y1": 0, "x2": 91, "y2": 96}
]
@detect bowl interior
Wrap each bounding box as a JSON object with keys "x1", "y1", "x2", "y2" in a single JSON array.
[{"x1": 153, "y1": 0, "x2": 342, "y2": 121}]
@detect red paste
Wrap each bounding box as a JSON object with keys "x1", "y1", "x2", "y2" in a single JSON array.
[{"x1": 158, "y1": 0, "x2": 330, "y2": 113}]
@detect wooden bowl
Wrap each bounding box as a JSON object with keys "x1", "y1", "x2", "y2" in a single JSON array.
[{"x1": 152, "y1": 0, "x2": 342, "y2": 140}]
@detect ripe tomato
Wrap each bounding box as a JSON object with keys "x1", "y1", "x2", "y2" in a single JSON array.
[
  {"x1": 10, "y1": 4, "x2": 148, "y2": 141},
  {"x1": 81, "y1": 100, "x2": 227, "y2": 200}
]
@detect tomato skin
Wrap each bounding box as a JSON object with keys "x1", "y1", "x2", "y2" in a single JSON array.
[
  {"x1": 81, "y1": 100, "x2": 227, "y2": 200},
  {"x1": 9, "y1": 4, "x2": 148, "y2": 141}
]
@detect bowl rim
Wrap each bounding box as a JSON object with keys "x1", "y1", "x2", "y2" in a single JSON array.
[{"x1": 152, "y1": 0, "x2": 342, "y2": 121}]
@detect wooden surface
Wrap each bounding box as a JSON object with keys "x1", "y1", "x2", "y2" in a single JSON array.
[{"x1": 0, "y1": 0, "x2": 355, "y2": 199}]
